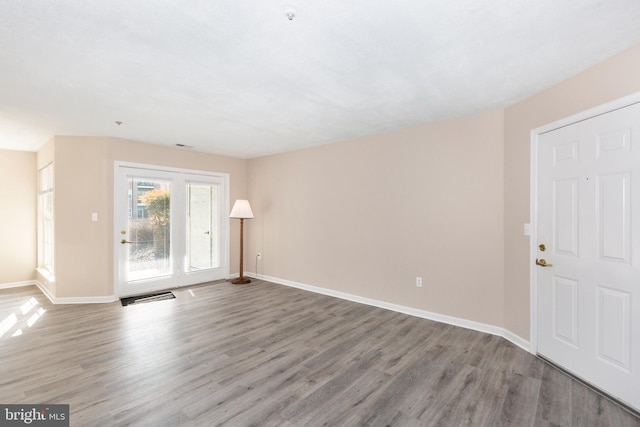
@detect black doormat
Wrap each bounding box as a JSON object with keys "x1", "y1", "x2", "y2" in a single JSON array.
[{"x1": 120, "y1": 291, "x2": 175, "y2": 306}]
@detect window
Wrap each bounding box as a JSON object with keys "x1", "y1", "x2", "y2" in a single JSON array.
[{"x1": 39, "y1": 163, "x2": 54, "y2": 274}]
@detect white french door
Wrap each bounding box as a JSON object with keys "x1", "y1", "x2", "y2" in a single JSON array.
[
  {"x1": 115, "y1": 163, "x2": 228, "y2": 297},
  {"x1": 535, "y1": 101, "x2": 640, "y2": 410}
]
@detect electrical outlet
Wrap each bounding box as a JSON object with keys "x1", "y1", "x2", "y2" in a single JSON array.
[
  {"x1": 416, "y1": 277, "x2": 423, "y2": 287},
  {"x1": 257, "y1": 253, "x2": 262, "y2": 260}
]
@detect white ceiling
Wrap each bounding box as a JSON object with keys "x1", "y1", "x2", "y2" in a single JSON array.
[{"x1": 2, "y1": 1, "x2": 640, "y2": 158}]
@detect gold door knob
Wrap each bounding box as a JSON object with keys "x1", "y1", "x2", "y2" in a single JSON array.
[{"x1": 535, "y1": 258, "x2": 552, "y2": 267}]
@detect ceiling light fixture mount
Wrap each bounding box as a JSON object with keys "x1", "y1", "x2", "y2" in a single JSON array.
[
  {"x1": 286, "y1": 9, "x2": 295, "y2": 21},
  {"x1": 115, "y1": 121, "x2": 123, "y2": 126}
]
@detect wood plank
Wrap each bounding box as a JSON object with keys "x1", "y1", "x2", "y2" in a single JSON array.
[{"x1": 1, "y1": 280, "x2": 638, "y2": 426}]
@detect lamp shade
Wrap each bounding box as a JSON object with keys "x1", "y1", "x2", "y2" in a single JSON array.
[{"x1": 229, "y1": 199, "x2": 254, "y2": 219}]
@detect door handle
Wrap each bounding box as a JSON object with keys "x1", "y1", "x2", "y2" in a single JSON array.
[
  {"x1": 121, "y1": 239, "x2": 136, "y2": 244},
  {"x1": 535, "y1": 258, "x2": 553, "y2": 267},
  {"x1": 204, "y1": 231, "x2": 210, "y2": 235}
]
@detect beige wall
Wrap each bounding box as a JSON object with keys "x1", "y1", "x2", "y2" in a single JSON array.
[
  {"x1": 45, "y1": 136, "x2": 247, "y2": 298},
  {"x1": 247, "y1": 42, "x2": 640, "y2": 337},
  {"x1": 248, "y1": 110, "x2": 505, "y2": 327},
  {"x1": 503, "y1": 44, "x2": 640, "y2": 339},
  {"x1": 9, "y1": 42, "x2": 640, "y2": 339},
  {"x1": 0, "y1": 149, "x2": 36, "y2": 284}
]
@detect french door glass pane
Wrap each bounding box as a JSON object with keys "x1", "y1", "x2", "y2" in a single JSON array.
[
  {"x1": 187, "y1": 183, "x2": 219, "y2": 271},
  {"x1": 126, "y1": 178, "x2": 171, "y2": 281}
]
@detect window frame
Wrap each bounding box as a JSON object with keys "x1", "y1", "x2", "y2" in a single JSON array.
[{"x1": 38, "y1": 163, "x2": 54, "y2": 276}]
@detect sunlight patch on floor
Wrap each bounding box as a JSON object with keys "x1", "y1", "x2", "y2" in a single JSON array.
[{"x1": 0, "y1": 296, "x2": 45, "y2": 339}]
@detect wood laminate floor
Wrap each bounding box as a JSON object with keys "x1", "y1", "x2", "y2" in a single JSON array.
[{"x1": 1, "y1": 280, "x2": 638, "y2": 426}]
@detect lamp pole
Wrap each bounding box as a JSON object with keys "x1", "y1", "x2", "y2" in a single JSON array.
[
  {"x1": 229, "y1": 199, "x2": 253, "y2": 285},
  {"x1": 232, "y1": 218, "x2": 250, "y2": 284}
]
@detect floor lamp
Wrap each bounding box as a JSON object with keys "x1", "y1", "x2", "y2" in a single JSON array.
[{"x1": 230, "y1": 199, "x2": 254, "y2": 285}]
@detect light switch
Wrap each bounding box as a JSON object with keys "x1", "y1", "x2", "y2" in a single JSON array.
[
  {"x1": 91, "y1": 212, "x2": 98, "y2": 222},
  {"x1": 523, "y1": 223, "x2": 531, "y2": 236}
]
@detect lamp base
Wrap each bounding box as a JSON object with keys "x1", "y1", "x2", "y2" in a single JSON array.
[{"x1": 231, "y1": 277, "x2": 251, "y2": 285}]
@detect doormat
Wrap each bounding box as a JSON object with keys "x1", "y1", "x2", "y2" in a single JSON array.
[{"x1": 120, "y1": 291, "x2": 175, "y2": 306}]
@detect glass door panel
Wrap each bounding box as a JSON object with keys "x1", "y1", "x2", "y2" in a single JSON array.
[
  {"x1": 126, "y1": 178, "x2": 172, "y2": 282},
  {"x1": 187, "y1": 183, "x2": 220, "y2": 271}
]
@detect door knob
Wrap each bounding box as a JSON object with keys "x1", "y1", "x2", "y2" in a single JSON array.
[
  {"x1": 538, "y1": 244, "x2": 546, "y2": 251},
  {"x1": 535, "y1": 258, "x2": 552, "y2": 267}
]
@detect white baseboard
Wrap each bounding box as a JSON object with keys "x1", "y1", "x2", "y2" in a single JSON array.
[
  {"x1": 34, "y1": 279, "x2": 56, "y2": 303},
  {"x1": 0, "y1": 280, "x2": 38, "y2": 290},
  {"x1": 503, "y1": 329, "x2": 530, "y2": 351},
  {"x1": 249, "y1": 272, "x2": 531, "y2": 353},
  {"x1": 33, "y1": 280, "x2": 117, "y2": 304},
  {"x1": 50, "y1": 295, "x2": 118, "y2": 304}
]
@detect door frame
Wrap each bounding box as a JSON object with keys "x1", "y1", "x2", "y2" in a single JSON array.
[
  {"x1": 113, "y1": 161, "x2": 230, "y2": 298},
  {"x1": 529, "y1": 91, "x2": 640, "y2": 354}
]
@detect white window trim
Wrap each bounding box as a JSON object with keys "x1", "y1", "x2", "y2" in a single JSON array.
[{"x1": 38, "y1": 163, "x2": 54, "y2": 276}]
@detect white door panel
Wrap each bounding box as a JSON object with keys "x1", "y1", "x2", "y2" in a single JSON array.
[
  {"x1": 552, "y1": 275, "x2": 578, "y2": 347},
  {"x1": 597, "y1": 286, "x2": 631, "y2": 371},
  {"x1": 553, "y1": 178, "x2": 578, "y2": 256},
  {"x1": 598, "y1": 173, "x2": 630, "y2": 263},
  {"x1": 536, "y1": 102, "x2": 640, "y2": 410}
]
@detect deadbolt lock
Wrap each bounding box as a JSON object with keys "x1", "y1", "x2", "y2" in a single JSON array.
[{"x1": 538, "y1": 244, "x2": 546, "y2": 252}]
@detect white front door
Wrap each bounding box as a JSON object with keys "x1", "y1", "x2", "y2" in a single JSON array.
[
  {"x1": 536, "y1": 102, "x2": 640, "y2": 410},
  {"x1": 115, "y1": 163, "x2": 229, "y2": 297}
]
